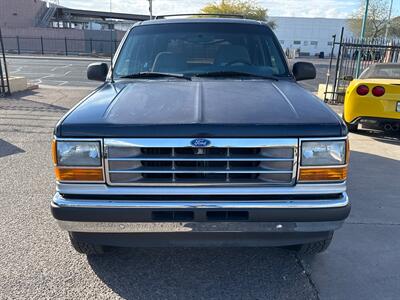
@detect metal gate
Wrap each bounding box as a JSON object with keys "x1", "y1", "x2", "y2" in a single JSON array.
[
  {"x1": 324, "y1": 27, "x2": 400, "y2": 104},
  {"x1": 0, "y1": 28, "x2": 11, "y2": 97}
]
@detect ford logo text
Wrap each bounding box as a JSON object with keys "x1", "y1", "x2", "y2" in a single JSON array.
[{"x1": 191, "y1": 138, "x2": 211, "y2": 147}]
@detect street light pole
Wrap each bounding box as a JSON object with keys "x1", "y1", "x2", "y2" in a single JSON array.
[
  {"x1": 355, "y1": 0, "x2": 370, "y2": 78},
  {"x1": 384, "y1": 0, "x2": 394, "y2": 40}
]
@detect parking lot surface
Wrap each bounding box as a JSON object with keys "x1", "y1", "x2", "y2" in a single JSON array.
[
  {"x1": 6, "y1": 55, "x2": 329, "y2": 92},
  {"x1": 7, "y1": 56, "x2": 107, "y2": 88},
  {"x1": 0, "y1": 87, "x2": 399, "y2": 299}
]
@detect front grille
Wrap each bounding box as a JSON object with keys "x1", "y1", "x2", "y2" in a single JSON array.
[{"x1": 104, "y1": 139, "x2": 297, "y2": 186}]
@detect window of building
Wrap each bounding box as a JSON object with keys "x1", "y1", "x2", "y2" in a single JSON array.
[
  {"x1": 327, "y1": 41, "x2": 333, "y2": 46},
  {"x1": 279, "y1": 40, "x2": 285, "y2": 44},
  {"x1": 303, "y1": 41, "x2": 309, "y2": 46},
  {"x1": 310, "y1": 41, "x2": 318, "y2": 46},
  {"x1": 293, "y1": 40, "x2": 301, "y2": 45}
]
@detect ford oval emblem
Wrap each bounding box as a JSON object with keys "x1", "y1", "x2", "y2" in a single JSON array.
[{"x1": 191, "y1": 138, "x2": 211, "y2": 147}]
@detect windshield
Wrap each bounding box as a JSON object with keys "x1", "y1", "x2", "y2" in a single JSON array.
[
  {"x1": 113, "y1": 23, "x2": 290, "y2": 78},
  {"x1": 359, "y1": 64, "x2": 400, "y2": 80}
]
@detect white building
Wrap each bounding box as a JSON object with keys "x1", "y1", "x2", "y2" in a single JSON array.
[{"x1": 271, "y1": 17, "x2": 355, "y2": 56}]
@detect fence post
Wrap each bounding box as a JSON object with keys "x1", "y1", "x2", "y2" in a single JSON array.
[
  {"x1": 0, "y1": 28, "x2": 11, "y2": 96},
  {"x1": 64, "y1": 37, "x2": 68, "y2": 56},
  {"x1": 114, "y1": 39, "x2": 117, "y2": 55},
  {"x1": 332, "y1": 27, "x2": 344, "y2": 103},
  {"x1": 40, "y1": 36, "x2": 44, "y2": 55},
  {"x1": 90, "y1": 38, "x2": 93, "y2": 53},
  {"x1": 16, "y1": 36, "x2": 20, "y2": 54},
  {"x1": 324, "y1": 34, "x2": 336, "y2": 103}
]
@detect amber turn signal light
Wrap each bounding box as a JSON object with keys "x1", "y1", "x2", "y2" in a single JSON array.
[
  {"x1": 51, "y1": 140, "x2": 57, "y2": 165},
  {"x1": 55, "y1": 167, "x2": 104, "y2": 182},
  {"x1": 299, "y1": 167, "x2": 347, "y2": 182}
]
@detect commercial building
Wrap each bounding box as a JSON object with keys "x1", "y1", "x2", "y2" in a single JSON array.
[
  {"x1": 0, "y1": 0, "x2": 147, "y2": 55},
  {"x1": 0, "y1": 0, "x2": 354, "y2": 57},
  {"x1": 271, "y1": 16, "x2": 354, "y2": 56}
]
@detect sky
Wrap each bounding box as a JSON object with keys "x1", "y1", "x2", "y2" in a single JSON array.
[{"x1": 56, "y1": 0, "x2": 399, "y2": 19}]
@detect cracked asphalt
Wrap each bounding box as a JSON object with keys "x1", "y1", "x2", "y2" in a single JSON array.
[{"x1": 0, "y1": 87, "x2": 399, "y2": 299}]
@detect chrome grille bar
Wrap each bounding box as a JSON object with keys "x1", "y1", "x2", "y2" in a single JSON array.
[
  {"x1": 107, "y1": 156, "x2": 294, "y2": 161},
  {"x1": 104, "y1": 138, "x2": 298, "y2": 187},
  {"x1": 108, "y1": 168, "x2": 294, "y2": 174}
]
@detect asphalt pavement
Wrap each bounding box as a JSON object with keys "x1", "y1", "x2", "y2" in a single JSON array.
[
  {"x1": 5, "y1": 55, "x2": 331, "y2": 92},
  {"x1": 0, "y1": 86, "x2": 399, "y2": 299},
  {"x1": 6, "y1": 55, "x2": 108, "y2": 88}
]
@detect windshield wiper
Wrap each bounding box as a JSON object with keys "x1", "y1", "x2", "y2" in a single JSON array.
[
  {"x1": 120, "y1": 72, "x2": 191, "y2": 81},
  {"x1": 194, "y1": 71, "x2": 279, "y2": 80}
]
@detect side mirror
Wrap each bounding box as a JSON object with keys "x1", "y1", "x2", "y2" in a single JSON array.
[
  {"x1": 87, "y1": 63, "x2": 109, "y2": 81},
  {"x1": 292, "y1": 62, "x2": 316, "y2": 81},
  {"x1": 343, "y1": 75, "x2": 354, "y2": 81}
]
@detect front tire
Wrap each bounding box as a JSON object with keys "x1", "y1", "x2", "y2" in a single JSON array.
[
  {"x1": 287, "y1": 235, "x2": 333, "y2": 256},
  {"x1": 68, "y1": 232, "x2": 105, "y2": 255}
]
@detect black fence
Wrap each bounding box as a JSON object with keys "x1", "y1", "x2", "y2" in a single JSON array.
[
  {"x1": 3, "y1": 36, "x2": 122, "y2": 57},
  {"x1": 0, "y1": 29, "x2": 11, "y2": 97},
  {"x1": 325, "y1": 28, "x2": 400, "y2": 104}
]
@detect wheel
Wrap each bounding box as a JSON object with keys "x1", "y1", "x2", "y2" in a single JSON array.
[
  {"x1": 290, "y1": 236, "x2": 333, "y2": 256},
  {"x1": 342, "y1": 110, "x2": 358, "y2": 132},
  {"x1": 68, "y1": 232, "x2": 105, "y2": 255},
  {"x1": 345, "y1": 121, "x2": 358, "y2": 133}
]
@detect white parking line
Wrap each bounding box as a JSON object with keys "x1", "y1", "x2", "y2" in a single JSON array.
[
  {"x1": 10, "y1": 67, "x2": 23, "y2": 74},
  {"x1": 9, "y1": 72, "x2": 51, "y2": 75},
  {"x1": 50, "y1": 64, "x2": 73, "y2": 72}
]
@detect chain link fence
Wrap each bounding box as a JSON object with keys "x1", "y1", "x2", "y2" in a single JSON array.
[{"x1": 2, "y1": 36, "x2": 121, "y2": 57}]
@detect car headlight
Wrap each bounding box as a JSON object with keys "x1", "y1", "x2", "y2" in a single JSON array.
[
  {"x1": 56, "y1": 141, "x2": 101, "y2": 166},
  {"x1": 52, "y1": 140, "x2": 104, "y2": 182},
  {"x1": 299, "y1": 139, "x2": 349, "y2": 182},
  {"x1": 301, "y1": 141, "x2": 346, "y2": 166}
]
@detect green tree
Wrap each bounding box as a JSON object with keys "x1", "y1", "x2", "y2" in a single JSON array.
[
  {"x1": 348, "y1": 0, "x2": 400, "y2": 39},
  {"x1": 388, "y1": 16, "x2": 400, "y2": 37},
  {"x1": 200, "y1": 0, "x2": 276, "y2": 29}
]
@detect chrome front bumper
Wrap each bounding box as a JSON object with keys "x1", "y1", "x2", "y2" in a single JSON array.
[
  {"x1": 53, "y1": 193, "x2": 348, "y2": 209},
  {"x1": 52, "y1": 192, "x2": 349, "y2": 234},
  {"x1": 57, "y1": 220, "x2": 344, "y2": 233}
]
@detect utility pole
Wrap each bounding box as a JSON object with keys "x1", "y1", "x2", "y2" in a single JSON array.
[
  {"x1": 355, "y1": 0, "x2": 369, "y2": 78},
  {"x1": 384, "y1": 0, "x2": 394, "y2": 40},
  {"x1": 148, "y1": 0, "x2": 153, "y2": 19}
]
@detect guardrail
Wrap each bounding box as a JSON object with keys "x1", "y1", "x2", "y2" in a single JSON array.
[{"x1": 2, "y1": 36, "x2": 122, "y2": 57}]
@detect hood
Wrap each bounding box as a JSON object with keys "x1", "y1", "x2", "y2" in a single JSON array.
[{"x1": 57, "y1": 79, "x2": 346, "y2": 137}]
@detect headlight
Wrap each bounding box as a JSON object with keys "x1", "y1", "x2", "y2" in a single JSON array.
[
  {"x1": 56, "y1": 141, "x2": 101, "y2": 166},
  {"x1": 301, "y1": 141, "x2": 346, "y2": 166},
  {"x1": 52, "y1": 140, "x2": 104, "y2": 182},
  {"x1": 298, "y1": 139, "x2": 349, "y2": 183}
]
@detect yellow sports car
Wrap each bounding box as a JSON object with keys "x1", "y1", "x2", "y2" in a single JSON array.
[{"x1": 343, "y1": 63, "x2": 400, "y2": 132}]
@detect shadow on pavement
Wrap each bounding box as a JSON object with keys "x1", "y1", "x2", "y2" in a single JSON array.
[
  {"x1": 354, "y1": 128, "x2": 400, "y2": 146},
  {"x1": 87, "y1": 247, "x2": 317, "y2": 299},
  {"x1": 85, "y1": 150, "x2": 399, "y2": 299},
  {"x1": 0, "y1": 90, "x2": 69, "y2": 113},
  {"x1": 0, "y1": 139, "x2": 25, "y2": 158},
  {"x1": 0, "y1": 89, "x2": 69, "y2": 135},
  {"x1": 302, "y1": 150, "x2": 400, "y2": 300}
]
